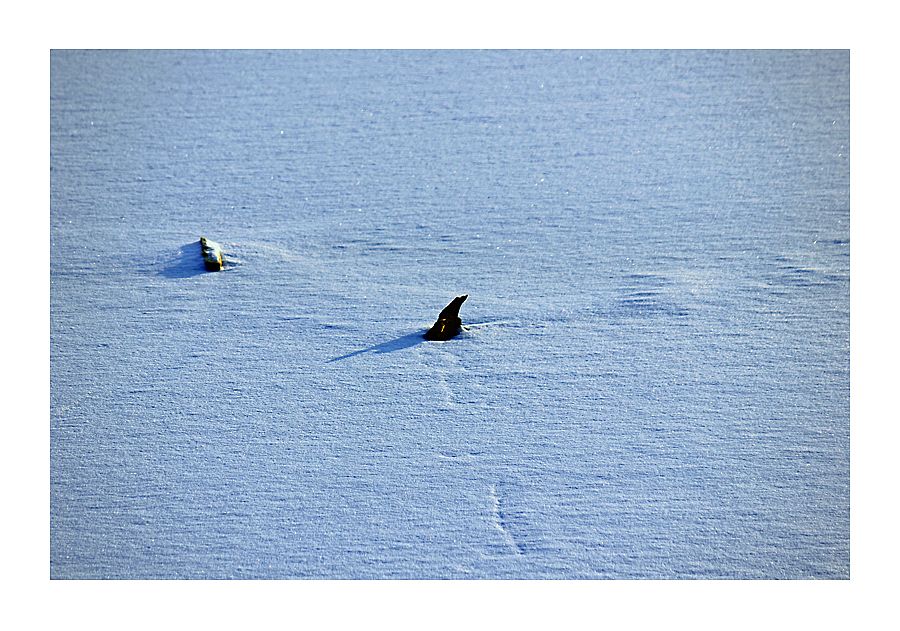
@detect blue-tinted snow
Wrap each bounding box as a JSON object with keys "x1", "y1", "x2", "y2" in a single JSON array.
[{"x1": 50, "y1": 50, "x2": 849, "y2": 579}]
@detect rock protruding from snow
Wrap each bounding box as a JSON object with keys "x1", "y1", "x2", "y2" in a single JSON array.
[
  {"x1": 424, "y1": 295, "x2": 467, "y2": 341},
  {"x1": 199, "y1": 237, "x2": 224, "y2": 271}
]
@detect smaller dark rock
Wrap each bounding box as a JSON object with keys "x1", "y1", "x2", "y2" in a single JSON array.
[{"x1": 200, "y1": 237, "x2": 224, "y2": 271}]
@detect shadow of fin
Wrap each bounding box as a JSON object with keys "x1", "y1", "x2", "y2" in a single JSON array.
[{"x1": 327, "y1": 331, "x2": 427, "y2": 363}]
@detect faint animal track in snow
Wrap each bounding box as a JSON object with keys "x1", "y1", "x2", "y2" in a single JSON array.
[
  {"x1": 488, "y1": 484, "x2": 523, "y2": 555},
  {"x1": 427, "y1": 345, "x2": 461, "y2": 408},
  {"x1": 435, "y1": 367, "x2": 455, "y2": 408}
]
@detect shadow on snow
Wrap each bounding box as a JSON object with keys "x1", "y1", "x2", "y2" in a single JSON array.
[
  {"x1": 327, "y1": 331, "x2": 427, "y2": 363},
  {"x1": 159, "y1": 242, "x2": 209, "y2": 279}
]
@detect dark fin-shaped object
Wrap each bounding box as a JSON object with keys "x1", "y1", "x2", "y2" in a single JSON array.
[{"x1": 424, "y1": 295, "x2": 468, "y2": 341}]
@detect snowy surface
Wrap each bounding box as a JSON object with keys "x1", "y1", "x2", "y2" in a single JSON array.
[{"x1": 50, "y1": 50, "x2": 849, "y2": 579}]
